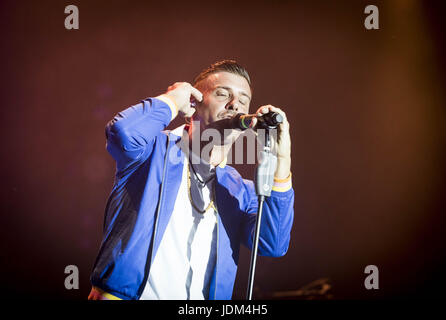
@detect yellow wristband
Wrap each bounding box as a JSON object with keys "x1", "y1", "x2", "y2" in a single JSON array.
[{"x1": 272, "y1": 172, "x2": 292, "y2": 192}]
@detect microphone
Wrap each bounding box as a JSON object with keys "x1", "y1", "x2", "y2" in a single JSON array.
[{"x1": 230, "y1": 112, "x2": 283, "y2": 130}]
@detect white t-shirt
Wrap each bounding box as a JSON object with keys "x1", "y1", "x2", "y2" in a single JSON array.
[{"x1": 140, "y1": 156, "x2": 218, "y2": 300}]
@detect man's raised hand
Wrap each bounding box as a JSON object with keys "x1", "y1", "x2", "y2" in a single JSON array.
[{"x1": 162, "y1": 82, "x2": 203, "y2": 118}]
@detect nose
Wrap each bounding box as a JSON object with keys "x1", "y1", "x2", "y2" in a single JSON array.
[{"x1": 226, "y1": 100, "x2": 239, "y2": 112}]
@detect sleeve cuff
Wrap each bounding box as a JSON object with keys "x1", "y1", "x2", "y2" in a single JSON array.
[
  {"x1": 92, "y1": 287, "x2": 122, "y2": 300},
  {"x1": 155, "y1": 94, "x2": 179, "y2": 121},
  {"x1": 272, "y1": 172, "x2": 292, "y2": 192}
]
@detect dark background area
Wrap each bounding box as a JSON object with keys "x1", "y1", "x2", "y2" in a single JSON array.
[{"x1": 1, "y1": 0, "x2": 445, "y2": 300}]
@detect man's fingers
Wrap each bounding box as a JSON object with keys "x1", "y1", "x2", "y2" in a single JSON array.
[
  {"x1": 255, "y1": 105, "x2": 290, "y2": 135},
  {"x1": 251, "y1": 117, "x2": 258, "y2": 128},
  {"x1": 185, "y1": 107, "x2": 196, "y2": 118},
  {"x1": 257, "y1": 105, "x2": 279, "y2": 116},
  {"x1": 257, "y1": 106, "x2": 270, "y2": 116},
  {"x1": 190, "y1": 87, "x2": 203, "y2": 102},
  {"x1": 256, "y1": 105, "x2": 288, "y2": 121}
]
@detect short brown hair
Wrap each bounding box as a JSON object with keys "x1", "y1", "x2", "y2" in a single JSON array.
[{"x1": 193, "y1": 60, "x2": 252, "y2": 89}]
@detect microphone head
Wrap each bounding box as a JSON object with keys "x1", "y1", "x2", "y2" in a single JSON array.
[
  {"x1": 269, "y1": 113, "x2": 283, "y2": 126},
  {"x1": 259, "y1": 111, "x2": 283, "y2": 129},
  {"x1": 230, "y1": 112, "x2": 283, "y2": 130}
]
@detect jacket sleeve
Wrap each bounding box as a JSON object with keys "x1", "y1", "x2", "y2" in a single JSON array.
[
  {"x1": 241, "y1": 175, "x2": 295, "y2": 257},
  {"x1": 105, "y1": 96, "x2": 178, "y2": 171}
]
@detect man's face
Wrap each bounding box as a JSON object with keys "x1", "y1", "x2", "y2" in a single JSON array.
[{"x1": 193, "y1": 71, "x2": 252, "y2": 128}]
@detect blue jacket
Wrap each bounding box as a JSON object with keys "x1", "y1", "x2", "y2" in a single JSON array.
[{"x1": 90, "y1": 97, "x2": 295, "y2": 300}]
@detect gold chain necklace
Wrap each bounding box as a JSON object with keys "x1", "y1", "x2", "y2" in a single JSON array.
[{"x1": 187, "y1": 162, "x2": 215, "y2": 214}]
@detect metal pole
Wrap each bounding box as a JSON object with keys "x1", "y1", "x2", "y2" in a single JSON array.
[
  {"x1": 246, "y1": 117, "x2": 281, "y2": 300},
  {"x1": 246, "y1": 195, "x2": 265, "y2": 300}
]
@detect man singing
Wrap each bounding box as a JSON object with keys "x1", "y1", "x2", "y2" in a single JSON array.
[{"x1": 88, "y1": 60, "x2": 294, "y2": 300}]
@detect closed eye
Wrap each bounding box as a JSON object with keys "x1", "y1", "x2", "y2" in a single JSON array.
[{"x1": 216, "y1": 90, "x2": 229, "y2": 97}]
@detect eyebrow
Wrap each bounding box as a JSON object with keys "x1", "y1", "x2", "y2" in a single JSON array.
[{"x1": 216, "y1": 86, "x2": 251, "y2": 101}]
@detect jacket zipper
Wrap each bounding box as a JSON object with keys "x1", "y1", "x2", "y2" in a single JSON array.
[{"x1": 138, "y1": 133, "x2": 171, "y2": 298}]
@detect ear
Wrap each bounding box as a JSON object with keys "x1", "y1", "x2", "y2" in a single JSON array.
[{"x1": 191, "y1": 95, "x2": 205, "y2": 111}]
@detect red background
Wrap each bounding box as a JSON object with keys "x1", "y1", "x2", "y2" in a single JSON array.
[{"x1": 1, "y1": 0, "x2": 445, "y2": 299}]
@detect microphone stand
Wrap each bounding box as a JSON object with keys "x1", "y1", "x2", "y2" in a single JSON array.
[{"x1": 246, "y1": 127, "x2": 278, "y2": 300}]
